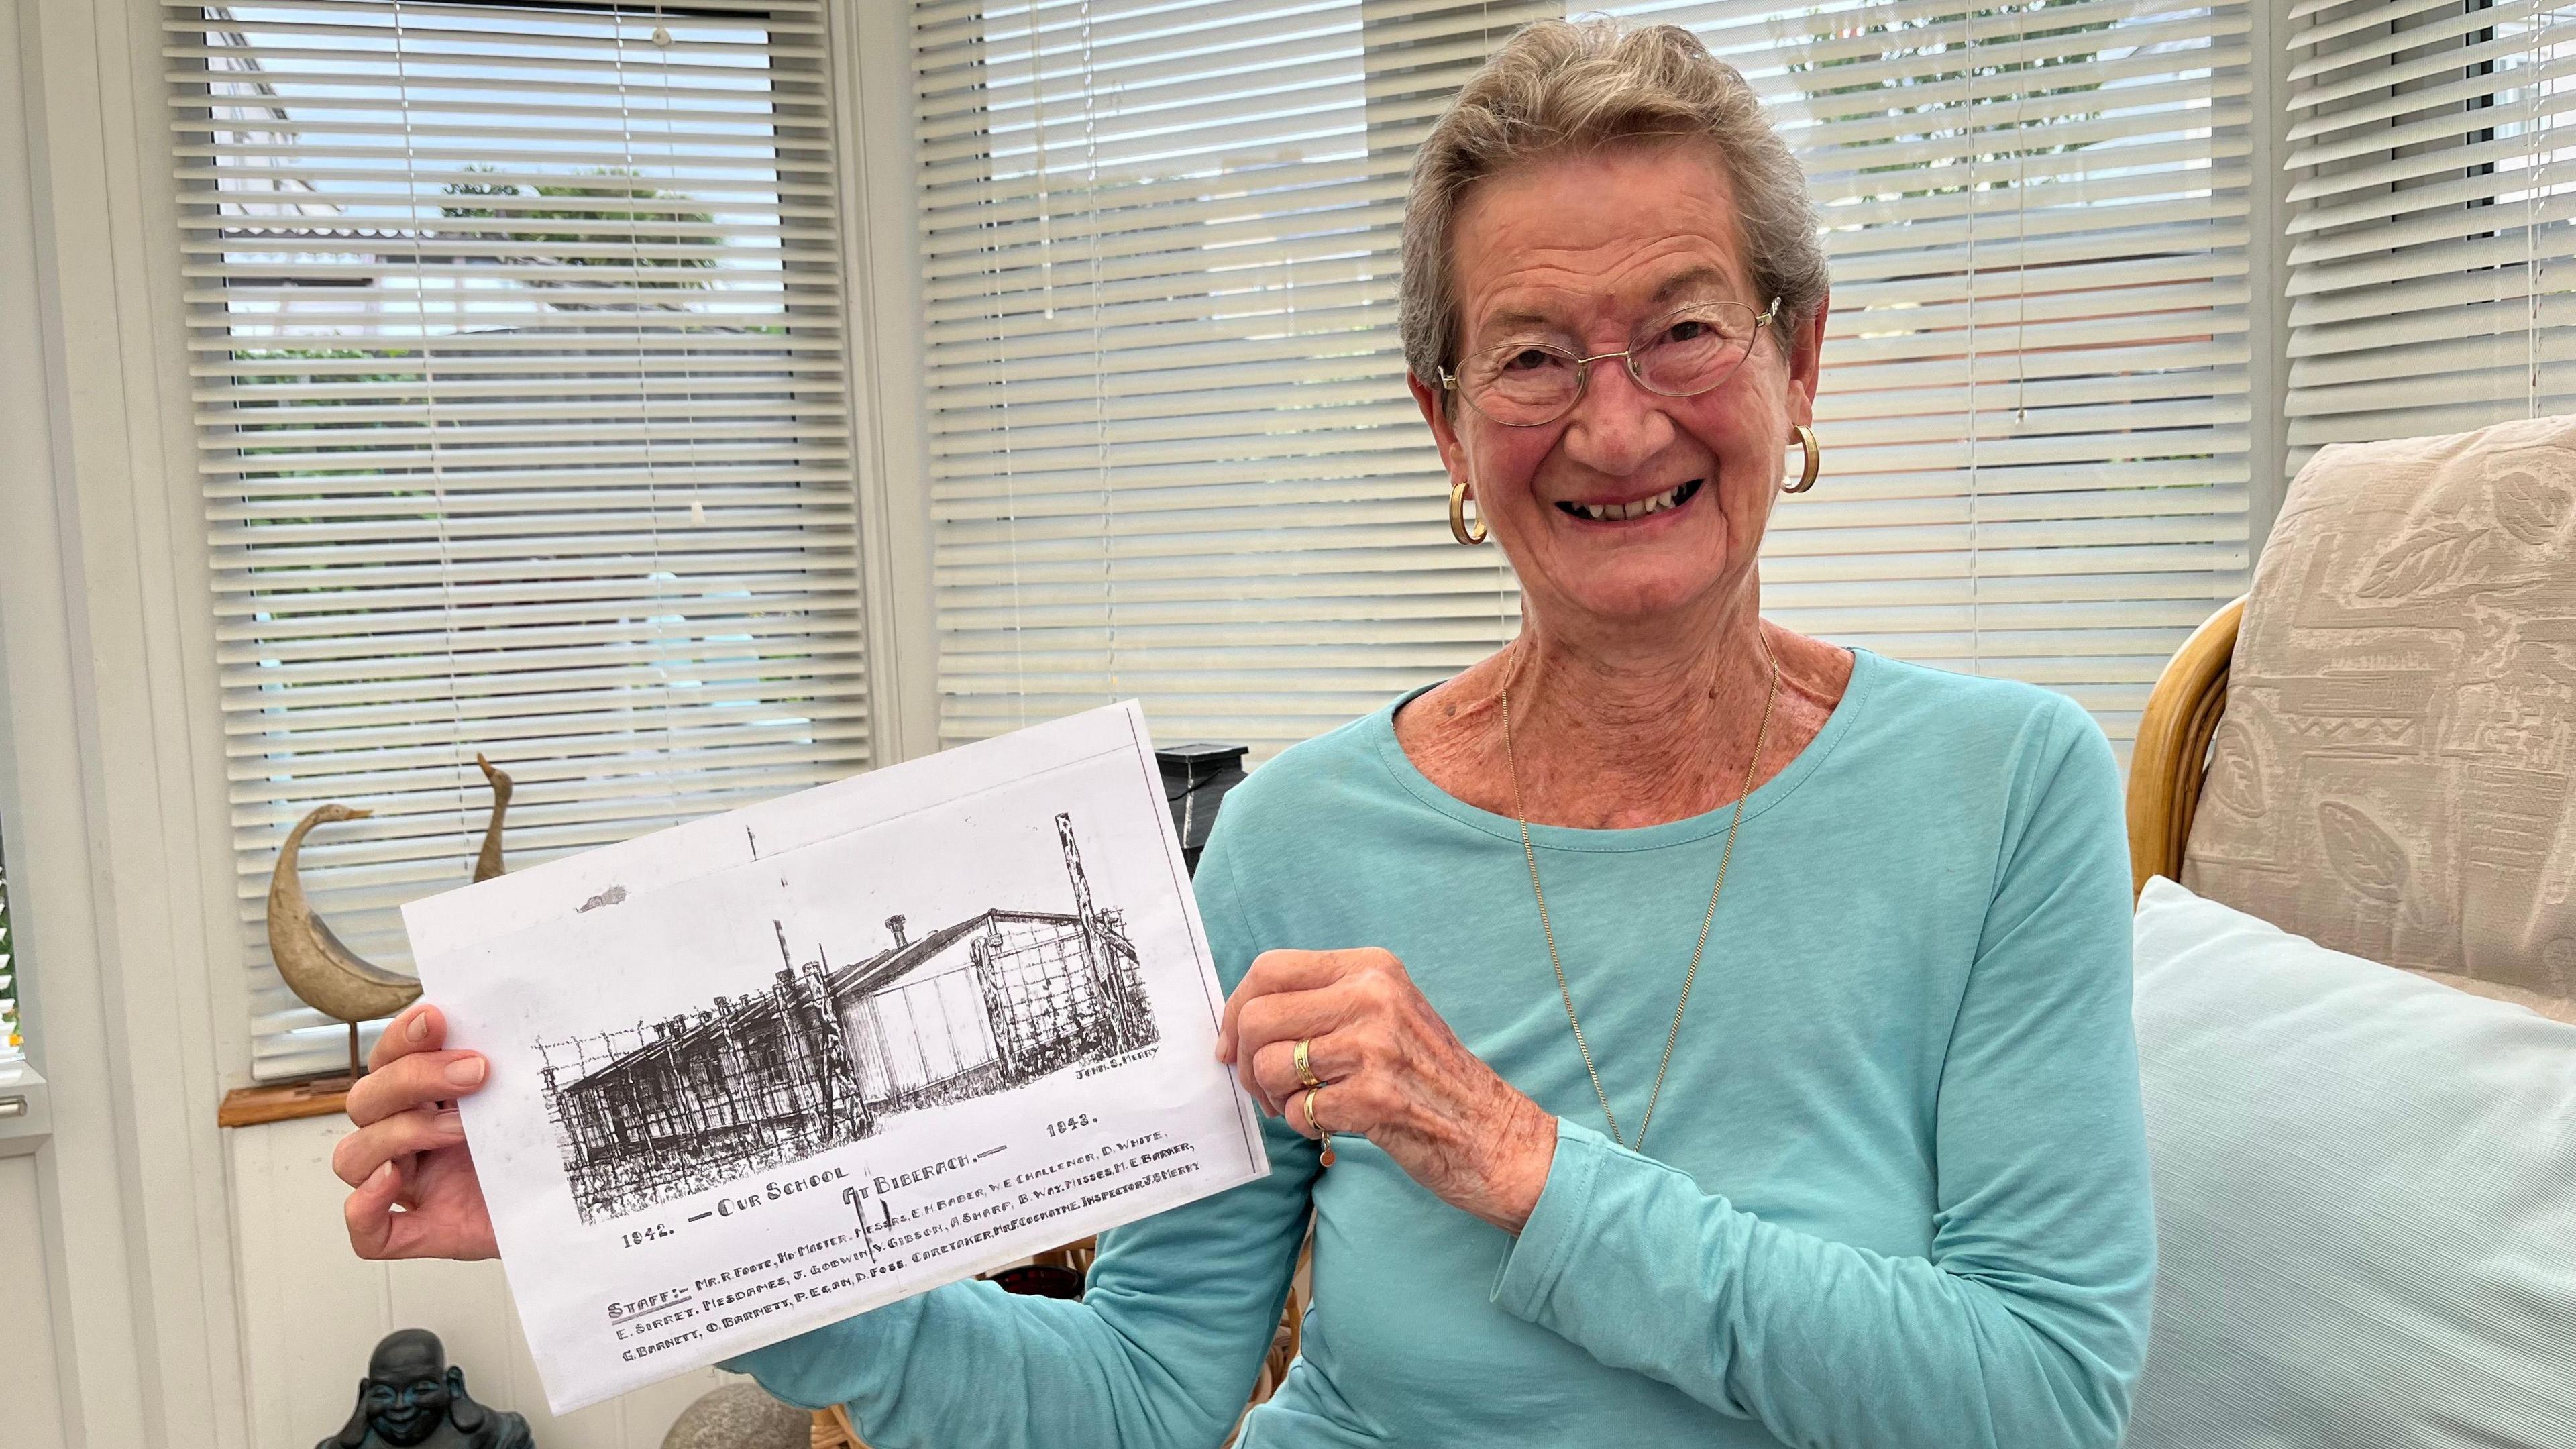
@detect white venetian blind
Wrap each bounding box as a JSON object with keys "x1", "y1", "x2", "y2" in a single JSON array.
[
  {"x1": 916, "y1": 0, "x2": 2249, "y2": 759},
  {"x1": 1613, "y1": 0, "x2": 2254, "y2": 749},
  {"x1": 2283, "y1": 0, "x2": 2576, "y2": 458},
  {"x1": 911, "y1": 0, "x2": 1542, "y2": 754},
  {"x1": 170, "y1": 1, "x2": 869, "y2": 1081}
]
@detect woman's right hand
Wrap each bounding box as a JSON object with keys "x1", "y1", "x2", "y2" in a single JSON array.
[{"x1": 334, "y1": 1003, "x2": 498, "y2": 1260}]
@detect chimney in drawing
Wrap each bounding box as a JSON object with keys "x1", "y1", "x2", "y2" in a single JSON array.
[
  {"x1": 1057, "y1": 812, "x2": 1095, "y2": 930},
  {"x1": 885, "y1": 914, "x2": 908, "y2": 948}
]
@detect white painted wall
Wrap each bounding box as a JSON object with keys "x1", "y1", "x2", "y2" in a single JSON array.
[
  {"x1": 0, "y1": 1151, "x2": 72, "y2": 1449},
  {"x1": 1, "y1": 0, "x2": 258, "y2": 1441},
  {"x1": 229, "y1": 1116, "x2": 727, "y2": 1448}
]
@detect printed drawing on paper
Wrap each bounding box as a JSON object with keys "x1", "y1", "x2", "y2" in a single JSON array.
[{"x1": 534, "y1": 813, "x2": 1157, "y2": 1224}]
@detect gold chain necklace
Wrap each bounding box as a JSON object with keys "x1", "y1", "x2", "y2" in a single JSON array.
[{"x1": 1498, "y1": 639, "x2": 1780, "y2": 1152}]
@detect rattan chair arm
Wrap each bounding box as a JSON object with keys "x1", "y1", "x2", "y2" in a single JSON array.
[{"x1": 2125, "y1": 596, "x2": 2245, "y2": 899}]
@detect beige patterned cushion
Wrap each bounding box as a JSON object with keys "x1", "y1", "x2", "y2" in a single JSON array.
[{"x1": 2182, "y1": 414, "x2": 2576, "y2": 1006}]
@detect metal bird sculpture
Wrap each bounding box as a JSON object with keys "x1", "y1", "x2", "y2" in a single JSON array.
[{"x1": 266, "y1": 757, "x2": 516, "y2": 1079}]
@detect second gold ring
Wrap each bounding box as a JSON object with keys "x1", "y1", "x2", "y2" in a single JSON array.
[
  {"x1": 1305, "y1": 1084, "x2": 1337, "y2": 1167},
  {"x1": 1293, "y1": 1036, "x2": 1322, "y2": 1090}
]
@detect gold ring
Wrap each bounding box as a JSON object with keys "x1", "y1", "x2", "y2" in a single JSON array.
[
  {"x1": 1294, "y1": 1037, "x2": 1322, "y2": 1089},
  {"x1": 1305, "y1": 1085, "x2": 1338, "y2": 1167}
]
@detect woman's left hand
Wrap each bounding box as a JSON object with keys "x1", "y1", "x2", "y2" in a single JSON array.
[{"x1": 1216, "y1": 947, "x2": 1557, "y2": 1232}]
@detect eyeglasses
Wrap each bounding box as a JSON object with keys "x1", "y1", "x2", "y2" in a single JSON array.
[{"x1": 1439, "y1": 297, "x2": 1783, "y2": 428}]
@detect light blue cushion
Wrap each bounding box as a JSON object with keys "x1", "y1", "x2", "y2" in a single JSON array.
[{"x1": 2127, "y1": 877, "x2": 2576, "y2": 1448}]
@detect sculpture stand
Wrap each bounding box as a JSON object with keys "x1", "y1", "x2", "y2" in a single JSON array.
[
  {"x1": 209, "y1": 1023, "x2": 378, "y2": 1128},
  {"x1": 312, "y1": 1022, "x2": 366, "y2": 1094}
]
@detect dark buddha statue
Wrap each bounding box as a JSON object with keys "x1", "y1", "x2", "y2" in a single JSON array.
[{"x1": 322, "y1": 1329, "x2": 535, "y2": 1449}]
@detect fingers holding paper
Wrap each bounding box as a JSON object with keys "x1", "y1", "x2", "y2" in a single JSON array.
[
  {"x1": 1216, "y1": 948, "x2": 1558, "y2": 1234},
  {"x1": 336, "y1": 1002, "x2": 500, "y2": 1260}
]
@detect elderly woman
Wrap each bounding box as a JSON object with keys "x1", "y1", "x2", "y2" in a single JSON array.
[{"x1": 335, "y1": 19, "x2": 2154, "y2": 1448}]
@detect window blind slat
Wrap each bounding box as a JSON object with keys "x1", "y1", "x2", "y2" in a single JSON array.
[
  {"x1": 2287, "y1": 17, "x2": 2556, "y2": 115},
  {"x1": 213, "y1": 621, "x2": 863, "y2": 673},
  {"x1": 2284, "y1": 46, "x2": 2576, "y2": 166},
  {"x1": 2288, "y1": 0, "x2": 2544, "y2": 80}
]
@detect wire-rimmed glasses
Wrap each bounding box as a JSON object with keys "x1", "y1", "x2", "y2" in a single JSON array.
[{"x1": 1440, "y1": 297, "x2": 1782, "y2": 427}]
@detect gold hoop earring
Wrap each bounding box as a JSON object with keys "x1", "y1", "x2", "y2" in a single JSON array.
[
  {"x1": 1782, "y1": 425, "x2": 1821, "y2": 494},
  {"x1": 1448, "y1": 480, "x2": 1489, "y2": 545}
]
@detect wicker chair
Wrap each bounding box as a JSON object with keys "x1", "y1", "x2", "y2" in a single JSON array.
[{"x1": 2125, "y1": 412, "x2": 2576, "y2": 1019}]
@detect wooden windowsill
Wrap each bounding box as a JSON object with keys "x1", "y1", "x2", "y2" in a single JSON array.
[{"x1": 217, "y1": 1078, "x2": 353, "y2": 1128}]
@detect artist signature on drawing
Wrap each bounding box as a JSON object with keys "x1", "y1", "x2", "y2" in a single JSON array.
[{"x1": 1074, "y1": 1044, "x2": 1158, "y2": 1079}]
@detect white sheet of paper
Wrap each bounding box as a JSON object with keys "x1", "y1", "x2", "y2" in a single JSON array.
[{"x1": 404, "y1": 702, "x2": 1269, "y2": 1414}]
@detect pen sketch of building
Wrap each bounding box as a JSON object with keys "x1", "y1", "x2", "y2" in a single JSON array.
[{"x1": 539, "y1": 813, "x2": 1157, "y2": 1223}]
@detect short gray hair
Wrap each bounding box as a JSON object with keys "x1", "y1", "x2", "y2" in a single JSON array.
[{"x1": 1399, "y1": 18, "x2": 1830, "y2": 387}]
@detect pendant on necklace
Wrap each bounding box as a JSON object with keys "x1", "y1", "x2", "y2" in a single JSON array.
[{"x1": 1318, "y1": 1138, "x2": 1336, "y2": 1167}]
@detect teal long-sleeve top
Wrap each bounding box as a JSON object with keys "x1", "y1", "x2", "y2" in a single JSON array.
[{"x1": 729, "y1": 649, "x2": 2157, "y2": 1447}]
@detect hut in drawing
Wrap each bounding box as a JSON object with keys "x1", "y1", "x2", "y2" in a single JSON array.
[
  {"x1": 538, "y1": 955, "x2": 869, "y2": 1224},
  {"x1": 828, "y1": 815, "x2": 1154, "y2": 1110},
  {"x1": 540, "y1": 813, "x2": 1155, "y2": 1224}
]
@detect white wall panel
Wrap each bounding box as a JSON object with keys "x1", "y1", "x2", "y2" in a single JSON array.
[{"x1": 0, "y1": 1154, "x2": 70, "y2": 1449}]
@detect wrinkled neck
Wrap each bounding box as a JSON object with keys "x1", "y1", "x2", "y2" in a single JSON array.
[
  {"x1": 1496, "y1": 597, "x2": 1778, "y2": 825},
  {"x1": 1397, "y1": 564, "x2": 1852, "y2": 831}
]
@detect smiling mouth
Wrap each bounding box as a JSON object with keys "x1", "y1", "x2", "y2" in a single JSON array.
[{"x1": 1556, "y1": 477, "x2": 1703, "y2": 523}]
